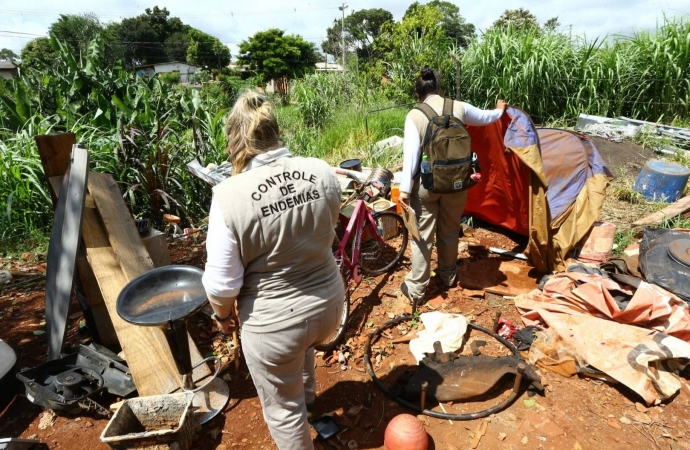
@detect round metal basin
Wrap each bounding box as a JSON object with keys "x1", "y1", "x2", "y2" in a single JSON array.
[{"x1": 116, "y1": 265, "x2": 207, "y2": 326}]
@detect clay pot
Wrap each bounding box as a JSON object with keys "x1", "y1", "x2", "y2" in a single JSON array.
[{"x1": 384, "y1": 414, "x2": 428, "y2": 450}]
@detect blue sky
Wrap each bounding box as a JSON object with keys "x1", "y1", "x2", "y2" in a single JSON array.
[{"x1": 1, "y1": 0, "x2": 689, "y2": 58}]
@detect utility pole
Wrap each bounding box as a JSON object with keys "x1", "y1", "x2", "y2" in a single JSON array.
[
  {"x1": 448, "y1": 50, "x2": 462, "y2": 100},
  {"x1": 339, "y1": 3, "x2": 348, "y2": 71}
]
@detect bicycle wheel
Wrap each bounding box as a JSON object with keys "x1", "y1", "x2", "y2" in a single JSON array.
[
  {"x1": 315, "y1": 285, "x2": 349, "y2": 352},
  {"x1": 357, "y1": 211, "x2": 408, "y2": 276}
]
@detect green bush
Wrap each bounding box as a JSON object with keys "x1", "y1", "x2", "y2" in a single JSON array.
[{"x1": 159, "y1": 72, "x2": 181, "y2": 84}]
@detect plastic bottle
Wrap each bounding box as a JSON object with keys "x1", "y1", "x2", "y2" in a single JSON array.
[
  {"x1": 420, "y1": 155, "x2": 434, "y2": 190},
  {"x1": 390, "y1": 185, "x2": 401, "y2": 214}
]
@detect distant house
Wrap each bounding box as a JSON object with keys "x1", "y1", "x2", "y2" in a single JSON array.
[
  {"x1": 315, "y1": 62, "x2": 344, "y2": 73},
  {"x1": 227, "y1": 63, "x2": 252, "y2": 80},
  {"x1": 134, "y1": 61, "x2": 199, "y2": 83},
  {"x1": 265, "y1": 62, "x2": 345, "y2": 94},
  {"x1": 0, "y1": 61, "x2": 18, "y2": 80}
]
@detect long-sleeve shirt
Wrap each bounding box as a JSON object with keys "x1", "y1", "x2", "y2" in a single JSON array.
[{"x1": 400, "y1": 95, "x2": 504, "y2": 194}]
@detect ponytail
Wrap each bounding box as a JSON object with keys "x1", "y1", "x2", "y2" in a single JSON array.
[
  {"x1": 414, "y1": 65, "x2": 441, "y2": 99},
  {"x1": 225, "y1": 90, "x2": 283, "y2": 174}
]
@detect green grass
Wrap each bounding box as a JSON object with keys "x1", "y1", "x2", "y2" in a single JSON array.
[
  {"x1": 278, "y1": 103, "x2": 407, "y2": 168},
  {"x1": 612, "y1": 229, "x2": 636, "y2": 256}
]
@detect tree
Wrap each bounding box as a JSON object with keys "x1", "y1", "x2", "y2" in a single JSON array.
[
  {"x1": 543, "y1": 16, "x2": 561, "y2": 32},
  {"x1": 165, "y1": 32, "x2": 191, "y2": 62},
  {"x1": 49, "y1": 13, "x2": 104, "y2": 57},
  {"x1": 108, "y1": 6, "x2": 187, "y2": 66},
  {"x1": 492, "y1": 8, "x2": 540, "y2": 32},
  {"x1": 107, "y1": 18, "x2": 160, "y2": 66},
  {"x1": 186, "y1": 29, "x2": 231, "y2": 70},
  {"x1": 20, "y1": 38, "x2": 58, "y2": 71},
  {"x1": 404, "y1": 1, "x2": 475, "y2": 48},
  {"x1": 322, "y1": 20, "x2": 351, "y2": 63},
  {"x1": 322, "y1": 8, "x2": 392, "y2": 64},
  {"x1": 0, "y1": 48, "x2": 18, "y2": 60},
  {"x1": 238, "y1": 29, "x2": 318, "y2": 84},
  {"x1": 346, "y1": 8, "x2": 393, "y2": 62},
  {"x1": 370, "y1": 5, "x2": 454, "y2": 100}
]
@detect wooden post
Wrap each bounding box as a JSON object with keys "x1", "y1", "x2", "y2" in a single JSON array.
[{"x1": 448, "y1": 50, "x2": 462, "y2": 100}]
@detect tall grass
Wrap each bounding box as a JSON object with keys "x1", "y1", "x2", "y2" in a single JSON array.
[
  {"x1": 2, "y1": 16, "x2": 690, "y2": 243},
  {"x1": 462, "y1": 17, "x2": 690, "y2": 123}
]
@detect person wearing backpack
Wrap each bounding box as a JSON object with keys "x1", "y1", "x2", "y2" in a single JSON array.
[{"x1": 399, "y1": 66, "x2": 507, "y2": 308}]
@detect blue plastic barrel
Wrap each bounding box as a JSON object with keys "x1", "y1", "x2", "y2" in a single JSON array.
[{"x1": 633, "y1": 160, "x2": 690, "y2": 202}]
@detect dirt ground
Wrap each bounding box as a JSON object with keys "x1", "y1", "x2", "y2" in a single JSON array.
[{"x1": 1, "y1": 137, "x2": 690, "y2": 450}]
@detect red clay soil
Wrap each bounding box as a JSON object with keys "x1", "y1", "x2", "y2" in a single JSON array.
[{"x1": 1, "y1": 228, "x2": 689, "y2": 450}]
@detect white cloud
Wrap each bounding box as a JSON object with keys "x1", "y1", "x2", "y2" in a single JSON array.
[{"x1": 0, "y1": 0, "x2": 688, "y2": 56}]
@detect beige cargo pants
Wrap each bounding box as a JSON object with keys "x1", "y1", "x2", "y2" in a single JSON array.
[
  {"x1": 403, "y1": 180, "x2": 468, "y2": 304},
  {"x1": 241, "y1": 305, "x2": 341, "y2": 450}
]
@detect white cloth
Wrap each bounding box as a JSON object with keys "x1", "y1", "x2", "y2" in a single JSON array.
[
  {"x1": 400, "y1": 95, "x2": 504, "y2": 194},
  {"x1": 202, "y1": 148, "x2": 293, "y2": 299},
  {"x1": 409, "y1": 312, "x2": 469, "y2": 363}
]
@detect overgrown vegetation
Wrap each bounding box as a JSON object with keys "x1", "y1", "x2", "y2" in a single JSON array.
[{"x1": 0, "y1": 6, "x2": 689, "y2": 249}]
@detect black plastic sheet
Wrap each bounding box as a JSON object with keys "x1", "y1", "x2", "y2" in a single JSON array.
[{"x1": 639, "y1": 228, "x2": 690, "y2": 303}]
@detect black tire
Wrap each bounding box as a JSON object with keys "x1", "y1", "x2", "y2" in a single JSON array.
[
  {"x1": 357, "y1": 211, "x2": 408, "y2": 276},
  {"x1": 314, "y1": 287, "x2": 349, "y2": 352}
]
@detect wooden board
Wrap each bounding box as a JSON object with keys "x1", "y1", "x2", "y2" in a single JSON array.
[
  {"x1": 83, "y1": 172, "x2": 209, "y2": 396},
  {"x1": 458, "y1": 259, "x2": 540, "y2": 297},
  {"x1": 633, "y1": 194, "x2": 690, "y2": 227},
  {"x1": 87, "y1": 172, "x2": 156, "y2": 278},
  {"x1": 45, "y1": 145, "x2": 89, "y2": 360},
  {"x1": 34, "y1": 133, "x2": 77, "y2": 206}
]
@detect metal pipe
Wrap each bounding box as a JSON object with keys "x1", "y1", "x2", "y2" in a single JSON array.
[
  {"x1": 364, "y1": 103, "x2": 415, "y2": 149},
  {"x1": 492, "y1": 311, "x2": 502, "y2": 333},
  {"x1": 513, "y1": 363, "x2": 526, "y2": 393},
  {"x1": 420, "y1": 381, "x2": 428, "y2": 411}
]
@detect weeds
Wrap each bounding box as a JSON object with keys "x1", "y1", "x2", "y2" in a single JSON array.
[
  {"x1": 613, "y1": 229, "x2": 636, "y2": 256},
  {"x1": 611, "y1": 184, "x2": 646, "y2": 204}
]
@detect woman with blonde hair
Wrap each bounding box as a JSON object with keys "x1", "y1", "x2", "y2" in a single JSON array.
[{"x1": 202, "y1": 90, "x2": 344, "y2": 449}]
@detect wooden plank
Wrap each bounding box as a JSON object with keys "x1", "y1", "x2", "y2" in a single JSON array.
[
  {"x1": 45, "y1": 145, "x2": 89, "y2": 360},
  {"x1": 34, "y1": 133, "x2": 77, "y2": 206},
  {"x1": 633, "y1": 194, "x2": 690, "y2": 227},
  {"x1": 83, "y1": 172, "x2": 209, "y2": 396},
  {"x1": 87, "y1": 172, "x2": 155, "y2": 279}
]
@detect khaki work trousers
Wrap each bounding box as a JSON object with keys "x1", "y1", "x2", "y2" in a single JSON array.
[
  {"x1": 241, "y1": 305, "x2": 341, "y2": 450},
  {"x1": 403, "y1": 180, "x2": 468, "y2": 303}
]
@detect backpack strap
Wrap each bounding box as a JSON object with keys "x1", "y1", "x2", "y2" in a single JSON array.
[
  {"x1": 442, "y1": 97, "x2": 453, "y2": 116},
  {"x1": 412, "y1": 103, "x2": 439, "y2": 180},
  {"x1": 414, "y1": 103, "x2": 437, "y2": 149}
]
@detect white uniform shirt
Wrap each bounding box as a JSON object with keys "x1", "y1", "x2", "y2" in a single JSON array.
[{"x1": 400, "y1": 95, "x2": 504, "y2": 194}]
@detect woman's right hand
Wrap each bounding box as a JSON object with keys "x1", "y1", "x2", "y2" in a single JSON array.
[
  {"x1": 215, "y1": 316, "x2": 238, "y2": 335},
  {"x1": 496, "y1": 99, "x2": 507, "y2": 111}
]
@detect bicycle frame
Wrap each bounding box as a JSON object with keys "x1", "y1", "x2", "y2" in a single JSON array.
[{"x1": 334, "y1": 199, "x2": 387, "y2": 285}]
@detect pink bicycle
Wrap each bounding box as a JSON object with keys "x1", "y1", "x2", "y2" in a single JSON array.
[{"x1": 315, "y1": 183, "x2": 408, "y2": 351}]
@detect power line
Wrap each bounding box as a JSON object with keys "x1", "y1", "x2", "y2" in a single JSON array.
[
  {"x1": 0, "y1": 5, "x2": 341, "y2": 19},
  {"x1": 0, "y1": 30, "x2": 327, "y2": 45}
]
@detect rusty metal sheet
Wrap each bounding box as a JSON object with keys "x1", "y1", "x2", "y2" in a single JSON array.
[{"x1": 458, "y1": 259, "x2": 540, "y2": 296}]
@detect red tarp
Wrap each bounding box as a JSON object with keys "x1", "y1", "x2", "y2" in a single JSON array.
[{"x1": 465, "y1": 114, "x2": 531, "y2": 236}]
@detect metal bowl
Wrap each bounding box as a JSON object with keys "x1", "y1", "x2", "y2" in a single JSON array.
[{"x1": 116, "y1": 265, "x2": 207, "y2": 326}]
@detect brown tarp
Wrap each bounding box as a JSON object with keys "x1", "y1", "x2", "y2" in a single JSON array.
[
  {"x1": 516, "y1": 273, "x2": 690, "y2": 404},
  {"x1": 466, "y1": 109, "x2": 613, "y2": 273}
]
